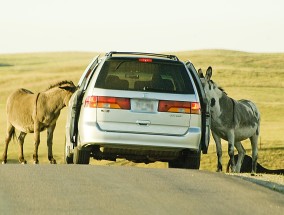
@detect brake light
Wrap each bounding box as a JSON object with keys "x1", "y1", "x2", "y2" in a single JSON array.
[
  {"x1": 139, "y1": 58, "x2": 152, "y2": 63},
  {"x1": 84, "y1": 96, "x2": 97, "y2": 108},
  {"x1": 84, "y1": 96, "x2": 130, "y2": 109},
  {"x1": 158, "y1": 100, "x2": 200, "y2": 114},
  {"x1": 190, "y1": 102, "x2": 201, "y2": 114}
]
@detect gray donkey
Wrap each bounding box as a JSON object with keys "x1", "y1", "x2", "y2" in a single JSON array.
[
  {"x1": 2, "y1": 80, "x2": 76, "y2": 164},
  {"x1": 198, "y1": 67, "x2": 260, "y2": 175}
]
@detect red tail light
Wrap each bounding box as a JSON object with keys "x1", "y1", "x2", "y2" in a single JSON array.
[
  {"x1": 84, "y1": 96, "x2": 130, "y2": 109},
  {"x1": 158, "y1": 100, "x2": 200, "y2": 114},
  {"x1": 84, "y1": 96, "x2": 97, "y2": 108},
  {"x1": 139, "y1": 58, "x2": 152, "y2": 63},
  {"x1": 190, "y1": 102, "x2": 201, "y2": 114}
]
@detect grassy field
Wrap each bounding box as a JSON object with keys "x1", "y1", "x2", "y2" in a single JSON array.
[{"x1": 0, "y1": 50, "x2": 283, "y2": 172}]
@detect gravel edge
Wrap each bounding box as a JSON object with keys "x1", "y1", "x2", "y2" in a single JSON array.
[{"x1": 228, "y1": 173, "x2": 284, "y2": 194}]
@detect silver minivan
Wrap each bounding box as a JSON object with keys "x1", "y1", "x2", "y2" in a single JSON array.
[{"x1": 65, "y1": 52, "x2": 210, "y2": 169}]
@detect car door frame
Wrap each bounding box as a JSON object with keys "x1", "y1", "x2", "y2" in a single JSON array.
[
  {"x1": 69, "y1": 55, "x2": 100, "y2": 147},
  {"x1": 185, "y1": 61, "x2": 210, "y2": 154}
]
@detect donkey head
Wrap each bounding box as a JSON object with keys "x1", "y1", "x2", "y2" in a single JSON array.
[
  {"x1": 59, "y1": 81, "x2": 77, "y2": 93},
  {"x1": 57, "y1": 81, "x2": 77, "y2": 106},
  {"x1": 198, "y1": 66, "x2": 227, "y2": 114},
  {"x1": 198, "y1": 67, "x2": 215, "y2": 100}
]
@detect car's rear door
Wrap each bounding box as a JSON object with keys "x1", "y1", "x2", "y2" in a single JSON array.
[
  {"x1": 69, "y1": 56, "x2": 99, "y2": 144},
  {"x1": 185, "y1": 61, "x2": 210, "y2": 153}
]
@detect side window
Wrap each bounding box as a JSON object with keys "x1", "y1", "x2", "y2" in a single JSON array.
[{"x1": 78, "y1": 56, "x2": 99, "y2": 91}]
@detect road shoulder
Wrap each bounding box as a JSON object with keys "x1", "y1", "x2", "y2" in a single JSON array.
[{"x1": 228, "y1": 173, "x2": 284, "y2": 194}]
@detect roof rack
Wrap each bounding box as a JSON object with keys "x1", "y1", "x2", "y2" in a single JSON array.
[{"x1": 105, "y1": 51, "x2": 179, "y2": 61}]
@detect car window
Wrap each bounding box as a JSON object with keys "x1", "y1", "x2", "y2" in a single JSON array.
[
  {"x1": 78, "y1": 56, "x2": 99, "y2": 87},
  {"x1": 95, "y1": 58, "x2": 195, "y2": 94}
]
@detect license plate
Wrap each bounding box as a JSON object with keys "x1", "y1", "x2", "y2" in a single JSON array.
[{"x1": 131, "y1": 99, "x2": 156, "y2": 113}]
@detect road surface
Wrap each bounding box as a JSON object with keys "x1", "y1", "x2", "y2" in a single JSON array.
[{"x1": 0, "y1": 165, "x2": 283, "y2": 215}]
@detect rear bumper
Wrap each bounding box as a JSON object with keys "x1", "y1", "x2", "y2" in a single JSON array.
[{"x1": 78, "y1": 122, "x2": 201, "y2": 151}]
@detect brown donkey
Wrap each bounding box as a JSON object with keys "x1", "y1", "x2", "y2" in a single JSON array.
[{"x1": 2, "y1": 80, "x2": 76, "y2": 164}]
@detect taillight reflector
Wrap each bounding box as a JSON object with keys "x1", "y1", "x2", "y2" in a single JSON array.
[
  {"x1": 84, "y1": 96, "x2": 130, "y2": 109},
  {"x1": 139, "y1": 58, "x2": 152, "y2": 63},
  {"x1": 158, "y1": 100, "x2": 200, "y2": 114}
]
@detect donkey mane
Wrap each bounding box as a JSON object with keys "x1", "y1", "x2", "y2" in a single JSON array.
[
  {"x1": 46, "y1": 80, "x2": 74, "y2": 91},
  {"x1": 210, "y1": 80, "x2": 227, "y2": 95}
]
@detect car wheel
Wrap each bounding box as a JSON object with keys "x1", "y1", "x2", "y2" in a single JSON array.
[
  {"x1": 65, "y1": 153, "x2": 74, "y2": 164},
  {"x1": 168, "y1": 150, "x2": 200, "y2": 169},
  {"x1": 73, "y1": 146, "x2": 90, "y2": 164},
  {"x1": 184, "y1": 150, "x2": 201, "y2": 169}
]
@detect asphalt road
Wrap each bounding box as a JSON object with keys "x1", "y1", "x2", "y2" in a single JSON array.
[{"x1": 0, "y1": 165, "x2": 283, "y2": 215}]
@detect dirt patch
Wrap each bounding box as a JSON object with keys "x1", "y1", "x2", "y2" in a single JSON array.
[{"x1": 228, "y1": 173, "x2": 284, "y2": 193}]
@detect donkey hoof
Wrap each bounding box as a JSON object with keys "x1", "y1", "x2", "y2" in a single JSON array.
[
  {"x1": 50, "y1": 159, "x2": 57, "y2": 164},
  {"x1": 19, "y1": 159, "x2": 27, "y2": 164},
  {"x1": 230, "y1": 166, "x2": 236, "y2": 173},
  {"x1": 2, "y1": 161, "x2": 7, "y2": 164},
  {"x1": 48, "y1": 156, "x2": 57, "y2": 164},
  {"x1": 33, "y1": 160, "x2": 39, "y2": 164}
]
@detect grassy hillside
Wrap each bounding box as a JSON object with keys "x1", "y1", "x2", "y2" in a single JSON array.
[{"x1": 0, "y1": 50, "x2": 283, "y2": 171}]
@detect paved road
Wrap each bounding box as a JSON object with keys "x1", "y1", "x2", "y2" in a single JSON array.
[{"x1": 0, "y1": 165, "x2": 283, "y2": 215}]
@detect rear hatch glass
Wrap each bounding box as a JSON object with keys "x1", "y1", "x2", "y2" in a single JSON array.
[{"x1": 95, "y1": 57, "x2": 195, "y2": 94}]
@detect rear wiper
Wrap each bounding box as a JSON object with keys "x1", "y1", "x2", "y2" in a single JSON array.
[{"x1": 114, "y1": 61, "x2": 126, "y2": 71}]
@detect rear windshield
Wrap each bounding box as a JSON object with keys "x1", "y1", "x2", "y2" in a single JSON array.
[{"x1": 95, "y1": 58, "x2": 195, "y2": 94}]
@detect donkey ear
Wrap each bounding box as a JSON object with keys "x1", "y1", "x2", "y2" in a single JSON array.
[
  {"x1": 198, "y1": 69, "x2": 204, "y2": 78},
  {"x1": 205, "y1": 66, "x2": 212, "y2": 80},
  {"x1": 59, "y1": 85, "x2": 76, "y2": 92}
]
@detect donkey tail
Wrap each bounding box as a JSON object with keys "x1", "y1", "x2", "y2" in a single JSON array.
[
  {"x1": 11, "y1": 128, "x2": 17, "y2": 141},
  {"x1": 7, "y1": 126, "x2": 17, "y2": 143}
]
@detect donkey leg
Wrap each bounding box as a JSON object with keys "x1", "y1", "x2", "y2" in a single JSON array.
[
  {"x1": 234, "y1": 141, "x2": 246, "y2": 173},
  {"x1": 227, "y1": 131, "x2": 236, "y2": 172},
  {"x1": 18, "y1": 132, "x2": 27, "y2": 164},
  {"x1": 47, "y1": 124, "x2": 57, "y2": 164},
  {"x1": 250, "y1": 134, "x2": 259, "y2": 176},
  {"x1": 33, "y1": 122, "x2": 40, "y2": 164},
  {"x1": 212, "y1": 132, "x2": 222, "y2": 172},
  {"x1": 2, "y1": 123, "x2": 15, "y2": 164}
]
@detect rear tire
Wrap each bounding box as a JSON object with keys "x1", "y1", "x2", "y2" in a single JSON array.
[
  {"x1": 65, "y1": 153, "x2": 74, "y2": 164},
  {"x1": 73, "y1": 146, "x2": 90, "y2": 164},
  {"x1": 185, "y1": 151, "x2": 201, "y2": 169},
  {"x1": 169, "y1": 150, "x2": 201, "y2": 169}
]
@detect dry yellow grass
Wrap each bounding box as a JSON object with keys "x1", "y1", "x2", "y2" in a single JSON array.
[{"x1": 0, "y1": 50, "x2": 283, "y2": 172}]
